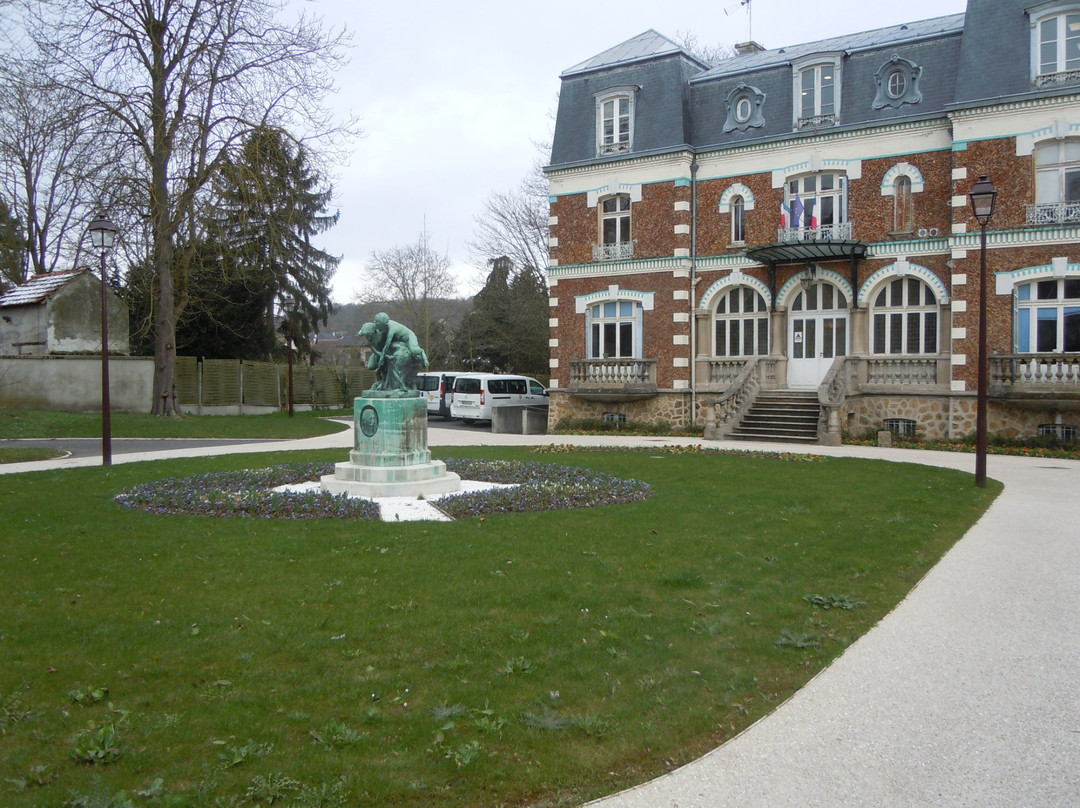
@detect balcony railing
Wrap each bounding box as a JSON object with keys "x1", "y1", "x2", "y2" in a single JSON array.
[
  {"x1": 704, "y1": 357, "x2": 780, "y2": 389},
  {"x1": 569, "y1": 358, "x2": 656, "y2": 387},
  {"x1": 991, "y1": 354, "x2": 1080, "y2": 392},
  {"x1": 776, "y1": 221, "x2": 853, "y2": 243},
  {"x1": 1025, "y1": 202, "x2": 1080, "y2": 225},
  {"x1": 797, "y1": 113, "x2": 836, "y2": 130},
  {"x1": 1035, "y1": 69, "x2": 1080, "y2": 88},
  {"x1": 592, "y1": 240, "x2": 636, "y2": 262},
  {"x1": 863, "y1": 357, "x2": 942, "y2": 387}
]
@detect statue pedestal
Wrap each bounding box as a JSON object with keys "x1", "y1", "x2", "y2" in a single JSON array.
[{"x1": 320, "y1": 394, "x2": 461, "y2": 499}]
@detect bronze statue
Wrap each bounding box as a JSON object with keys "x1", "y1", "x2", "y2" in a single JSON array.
[{"x1": 359, "y1": 312, "x2": 429, "y2": 394}]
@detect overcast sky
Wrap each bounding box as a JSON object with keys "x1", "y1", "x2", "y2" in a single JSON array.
[{"x1": 314, "y1": 0, "x2": 969, "y2": 305}]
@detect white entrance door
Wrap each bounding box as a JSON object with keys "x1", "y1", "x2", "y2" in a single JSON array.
[{"x1": 788, "y1": 281, "x2": 848, "y2": 389}]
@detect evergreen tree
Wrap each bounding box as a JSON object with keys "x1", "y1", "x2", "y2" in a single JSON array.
[
  {"x1": 212, "y1": 126, "x2": 340, "y2": 352},
  {"x1": 0, "y1": 197, "x2": 26, "y2": 287},
  {"x1": 174, "y1": 241, "x2": 278, "y2": 360},
  {"x1": 457, "y1": 255, "x2": 549, "y2": 376}
]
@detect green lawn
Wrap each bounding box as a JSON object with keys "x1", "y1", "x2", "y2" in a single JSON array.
[
  {"x1": 0, "y1": 409, "x2": 350, "y2": 440},
  {"x1": 0, "y1": 446, "x2": 998, "y2": 807}
]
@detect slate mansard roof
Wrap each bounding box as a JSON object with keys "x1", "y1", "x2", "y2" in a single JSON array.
[{"x1": 548, "y1": 0, "x2": 1043, "y2": 169}]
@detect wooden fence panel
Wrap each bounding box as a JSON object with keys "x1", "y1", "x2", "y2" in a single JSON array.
[{"x1": 243, "y1": 361, "x2": 281, "y2": 408}]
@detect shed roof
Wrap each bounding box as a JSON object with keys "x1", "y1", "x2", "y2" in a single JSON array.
[{"x1": 0, "y1": 268, "x2": 92, "y2": 308}]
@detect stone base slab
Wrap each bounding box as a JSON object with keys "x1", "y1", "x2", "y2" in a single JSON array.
[{"x1": 320, "y1": 460, "x2": 461, "y2": 499}]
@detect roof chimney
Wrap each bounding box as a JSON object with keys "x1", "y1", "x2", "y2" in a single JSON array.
[{"x1": 735, "y1": 41, "x2": 764, "y2": 56}]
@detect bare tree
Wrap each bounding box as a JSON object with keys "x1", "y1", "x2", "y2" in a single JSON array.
[
  {"x1": 469, "y1": 153, "x2": 551, "y2": 290},
  {"x1": 20, "y1": 0, "x2": 353, "y2": 414},
  {"x1": 674, "y1": 31, "x2": 737, "y2": 66},
  {"x1": 0, "y1": 66, "x2": 115, "y2": 281},
  {"x1": 358, "y1": 229, "x2": 457, "y2": 361}
]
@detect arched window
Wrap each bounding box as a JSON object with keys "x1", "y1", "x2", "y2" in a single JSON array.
[
  {"x1": 731, "y1": 195, "x2": 746, "y2": 243},
  {"x1": 871, "y1": 277, "x2": 939, "y2": 354},
  {"x1": 893, "y1": 176, "x2": 914, "y2": 234},
  {"x1": 1016, "y1": 277, "x2": 1080, "y2": 352},
  {"x1": 714, "y1": 286, "x2": 769, "y2": 357}
]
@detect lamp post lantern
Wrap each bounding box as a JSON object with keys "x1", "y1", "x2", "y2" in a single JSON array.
[
  {"x1": 88, "y1": 215, "x2": 118, "y2": 466},
  {"x1": 968, "y1": 175, "x2": 997, "y2": 488}
]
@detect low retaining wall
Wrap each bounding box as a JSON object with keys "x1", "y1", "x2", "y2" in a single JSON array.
[{"x1": 0, "y1": 355, "x2": 154, "y2": 413}]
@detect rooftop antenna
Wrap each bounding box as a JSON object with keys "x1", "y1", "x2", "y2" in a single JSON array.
[{"x1": 724, "y1": 0, "x2": 753, "y2": 42}]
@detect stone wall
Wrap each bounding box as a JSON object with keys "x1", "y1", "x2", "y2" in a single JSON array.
[
  {"x1": 549, "y1": 391, "x2": 693, "y2": 429},
  {"x1": 847, "y1": 393, "x2": 1080, "y2": 441}
]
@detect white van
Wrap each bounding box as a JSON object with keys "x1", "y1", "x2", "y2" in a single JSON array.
[
  {"x1": 450, "y1": 373, "x2": 548, "y2": 424},
  {"x1": 414, "y1": 371, "x2": 458, "y2": 418}
]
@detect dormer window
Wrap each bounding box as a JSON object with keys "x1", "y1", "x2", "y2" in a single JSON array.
[
  {"x1": 1032, "y1": 7, "x2": 1080, "y2": 87},
  {"x1": 793, "y1": 55, "x2": 842, "y2": 130},
  {"x1": 595, "y1": 87, "x2": 637, "y2": 156}
]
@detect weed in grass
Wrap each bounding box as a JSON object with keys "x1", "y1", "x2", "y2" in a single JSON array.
[
  {"x1": 218, "y1": 739, "x2": 274, "y2": 767},
  {"x1": 71, "y1": 720, "x2": 125, "y2": 765},
  {"x1": 498, "y1": 657, "x2": 537, "y2": 676},
  {"x1": 776, "y1": 628, "x2": 823, "y2": 649},
  {"x1": 68, "y1": 685, "x2": 109, "y2": 706},
  {"x1": 6, "y1": 763, "x2": 56, "y2": 790},
  {"x1": 309, "y1": 722, "x2": 363, "y2": 749},
  {"x1": 430, "y1": 702, "x2": 469, "y2": 721},
  {"x1": 2, "y1": 690, "x2": 36, "y2": 726},
  {"x1": 294, "y1": 776, "x2": 350, "y2": 808},
  {"x1": 61, "y1": 780, "x2": 136, "y2": 807},
  {"x1": 804, "y1": 594, "x2": 866, "y2": 610},
  {"x1": 445, "y1": 739, "x2": 482, "y2": 768},
  {"x1": 471, "y1": 706, "x2": 508, "y2": 735},
  {"x1": 245, "y1": 772, "x2": 301, "y2": 804}
]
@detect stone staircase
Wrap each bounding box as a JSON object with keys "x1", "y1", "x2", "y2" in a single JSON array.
[{"x1": 728, "y1": 390, "x2": 821, "y2": 443}]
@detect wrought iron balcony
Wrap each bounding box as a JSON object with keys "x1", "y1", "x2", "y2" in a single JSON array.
[
  {"x1": 1025, "y1": 202, "x2": 1080, "y2": 225},
  {"x1": 797, "y1": 113, "x2": 836, "y2": 130},
  {"x1": 592, "y1": 240, "x2": 636, "y2": 262},
  {"x1": 775, "y1": 221, "x2": 853, "y2": 243},
  {"x1": 1035, "y1": 69, "x2": 1080, "y2": 88}
]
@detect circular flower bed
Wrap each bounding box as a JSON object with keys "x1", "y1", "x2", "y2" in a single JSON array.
[{"x1": 115, "y1": 459, "x2": 651, "y2": 521}]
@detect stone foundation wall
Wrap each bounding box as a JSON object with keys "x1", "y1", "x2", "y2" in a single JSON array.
[
  {"x1": 848, "y1": 394, "x2": 1080, "y2": 441},
  {"x1": 549, "y1": 391, "x2": 693, "y2": 429},
  {"x1": 549, "y1": 389, "x2": 1080, "y2": 442}
]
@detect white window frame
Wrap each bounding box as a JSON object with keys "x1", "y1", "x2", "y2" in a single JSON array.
[
  {"x1": 782, "y1": 172, "x2": 849, "y2": 241},
  {"x1": 870, "y1": 277, "x2": 940, "y2": 355},
  {"x1": 792, "y1": 54, "x2": 842, "y2": 129},
  {"x1": 1029, "y1": 139, "x2": 1080, "y2": 224},
  {"x1": 713, "y1": 286, "x2": 770, "y2": 358},
  {"x1": 1031, "y1": 6, "x2": 1080, "y2": 84},
  {"x1": 1016, "y1": 277, "x2": 1080, "y2": 352},
  {"x1": 596, "y1": 193, "x2": 632, "y2": 261},
  {"x1": 595, "y1": 87, "x2": 637, "y2": 156},
  {"x1": 585, "y1": 299, "x2": 644, "y2": 359}
]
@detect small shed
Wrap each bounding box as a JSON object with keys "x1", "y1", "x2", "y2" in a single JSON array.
[{"x1": 0, "y1": 268, "x2": 129, "y2": 356}]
